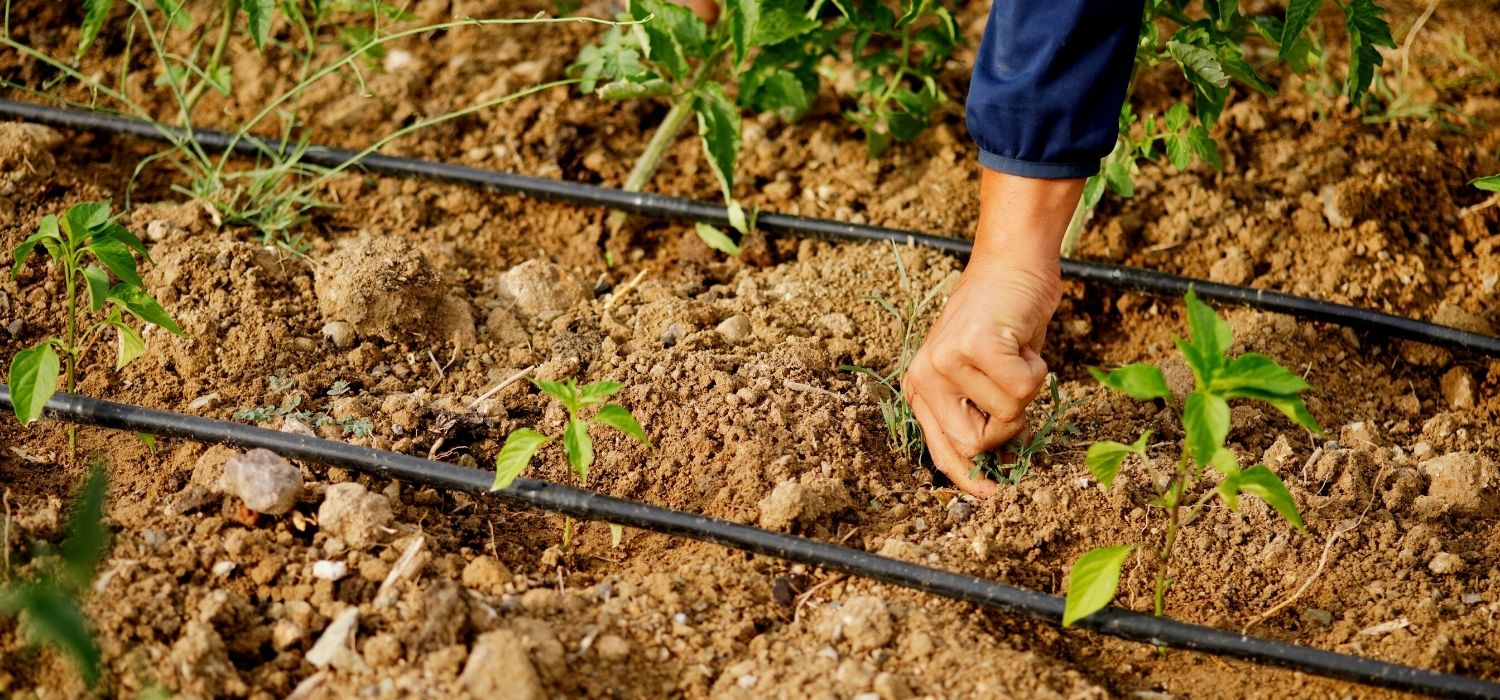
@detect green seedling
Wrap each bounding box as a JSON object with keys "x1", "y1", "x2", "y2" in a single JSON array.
[
  {"x1": 232, "y1": 374, "x2": 373, "y2": 436},
  {"x1": 491, "y1": 379, "x2": 651, "y2": 548},
  {"x1": 0, "y1": 466, "x2": 110, "y2": 688},
  {"x1": 1060, "y1": 0, "x2": 1396, "y2": 253},
  {"x1": 9, "y1": 202, "x2": 185, "y2": 457},
  {"x1": 575, "y1": 0, "x2": 956, "y2": 252},
  {"x1": 971, "y1": 374, "x2": 1081, "y2": 485},
  {"x1": 841, "y1": 244, "x2": 947, "y2": 465},
  {"x1": 1062, "y1": 288, "x2": 1322, "y2": 627}
]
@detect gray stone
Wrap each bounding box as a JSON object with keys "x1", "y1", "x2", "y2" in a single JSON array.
[
  {"x1": 219, "y1": 449, "x2": 302, "y2": 515},
  {"x1": 318, "y1": 482, "x2": 394, "y2": 549}
]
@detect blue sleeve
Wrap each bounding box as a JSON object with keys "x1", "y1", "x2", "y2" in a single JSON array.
[{"x1": 965, "y1": 0, "x2": 1145, "y2": 179}]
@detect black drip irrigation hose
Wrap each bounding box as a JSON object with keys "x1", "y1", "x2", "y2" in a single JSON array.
[
  {"x1": 5, "y1": 388, "x2": 1499, "y2": 699},
  {"x1": 4, "y1": 98, "x2": 1500, "y2": 358}
]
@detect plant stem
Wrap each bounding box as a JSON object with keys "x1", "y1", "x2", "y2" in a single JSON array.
[
  {"x1": 606, "y1": 82, "x2": 701, "y2": 233},
  {"x1": 64, "y1": 264, "x2": 79, "y2": 463},
  {"x1": 180, "y1": 0, "x2": 238, "y2": 124},
  {"x1": 1059, "y1": 183, "x2": 1094, "y2": 257}
]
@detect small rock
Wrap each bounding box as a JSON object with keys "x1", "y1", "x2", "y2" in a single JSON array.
[
  {"x1": 318, "y1": 483, "x2": 395, "y2": 549},
  {"x1": 462, "y1": 556, "x2": 513, "y2": 593},
  {"x1": 595, "y1": 634, "x2": 630, "y2": 661},
  {"x1": 460, "y1": 630, "x2": 545, "y2": 700},
  {"x1": 1429, "y1": 552, "x2": 1465, "y2": 575},
  {"x1": 363, "y1": 633, "x2": 403, "y2": 667},
  {"x1": 716, "y1": 315, "x2": 751, "y2": 343},
  {"x1": 945, "y1": 497, "x2": 975, "y2": 523},
  {"x1": 838, "y1": 595, "x2": 894, "y2": 651},
  {"x1": 1462, "y1": 593, "x2": 1484, "y2": 605},
  {"x1": 312, "y1": 560, "x2": 349, "y2": 581},
  {"x1": 322, "y1": 321, "x2": 356, "y2": 349},
  {"x1": 874, "y1": 672, "x2": 912, "y2": 700},
  {"x1": 1209, "y1": 246, "x2": 1254, "y2": 285},
  {"x1": 757, "y1": 474, "x2": 853, "y2": 530},
  {"x1": 496, "y1": 260, "x2": 589, "y2": 321},
  {"x1": 219, "y1": 449, "x2": 303, "y2": 515},
  {"x1": 211, "y1": 561, "x2": 236, "y2": 577},
  {"x1": 1416, "y1": 452, "x2": 1498, "y2": 519},
  {"x1": 1339, "y1": 421, "x2": 1382, "y2": 450},
  {"x1": 1439, "y1": 368, "x2": 1476, "y2": 411},
  {"x1": 1301, "y1": 608, "x2": 1334, "y2": 626},
  {"x1": 1262, "y1": 436, "x2": 1296, "y2": 472},
  {"x1": 1432, "y1": 302, "x2": 1496, "y2": 336},
  {"x1": 659, "y1": 322, "x2": 685, "y2": 348},
  {"x1": 280, "y1": 417, "x2": 316, "y2": 437},
  {"x1": 271, "y1": 619, "x2": 303, "y2": 651}
]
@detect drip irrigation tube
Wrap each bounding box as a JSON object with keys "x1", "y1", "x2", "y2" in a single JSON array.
[
  {"x1": 6, "y1": 388, "x2": 1499, "y2": 699},
  {"x1": 4, "y1": 98, "x2": 1499, "y2": 357}
]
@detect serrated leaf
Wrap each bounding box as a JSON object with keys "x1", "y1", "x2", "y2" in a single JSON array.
[
  {"x1": 242, "y1": 0, "x2": 274, "y2": 52},
  {"x1": 577, "y1": 380, "x2": 624, "y2": 406},
  {"x1": 1239, "y1": 465, "x2": 1305, "y2": 530},
  {"x1": 630, "y1": 0, "x2": 703, "y2": 79},
  {"x1": 596, "y1": 404, "x2": 650, "y2": 446},
  {"x1": 1212, "y1": 353, "x2": 1311, "y2": 396},
  {"x1": 1280, "y1": 0, "x2": 1325, "y2": 60},
  {"x1": 1166, "y1": 135, "x2": 1192, "y2": 172},
  {"x1": 492, "y1": 428, "x2": 550, "y2": 490},
  {"x1": 1063, "y1": 545, "x2": 1135, "y2": 626},
  {"x1": 1088, "y1": 364, "x2": 1171, "y2": 401},
  {"x1": 1186, "y1": 126, "x2": 1221, "y2": 170},
  {"x1": 82, "y1": 266, "x2": 111, "y2": 312},
  {"x1": 61, "y1": 466, "x2": 109, "y2": 591},
  {"x1": 1218, "y1": 47, "x2": 1275, "y2": 96},
  {"x1": 1473, "y1": 175, "x2": 1500, "y2": 193},
  {"x1": 112, "y1": 321, "x2": 145, "y2": 370},
  {"x1": 1183, "y1": 391, "x2": 1229, "y2": 466},
  {"x1": 694, "y1": 222, "x2": 741, "y2": 255},
  {"x1": 10, "y1": 343, "x2": 60, "y2": 425},
  {"x1": 693, "y1": 83, "x2": 741, "y2": 207},
  {"x1": 108, "y1": 284, "x2": 184, "y2": 336},
  {"x1": 1165, "y1": 102, "x2": 1190, "y2": 131},
  {"x1": 1342, "y1": 0, "x2": 1396, "y2": 103},
  {"x1": 77, "y1": 0, "x2": 117, "y2": 58},
  {"x1": 563, "y1": 418, "x2": 594, "y2": 484}
]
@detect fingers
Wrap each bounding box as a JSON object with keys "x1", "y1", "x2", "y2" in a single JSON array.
[{"x1": 911, "y1": 392, "x2": 998, "y2": 498}]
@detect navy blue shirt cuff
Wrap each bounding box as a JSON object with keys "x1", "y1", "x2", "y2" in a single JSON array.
[{"x1": 977, "y1": 149, "x2": 1100, "y2": 179}]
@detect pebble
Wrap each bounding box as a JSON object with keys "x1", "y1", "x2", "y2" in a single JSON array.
[
  {"x1": 318, "y1": 483, "x2": 395, "y2": 549},
  {"x1": 873, "y1": 672, "x2": 912, "y2": 700},
  {"x1": 461, "y1": 556, "x2": 513, "y2": 593},
  {"x1": 1462, "y1": 593, "x2": 1484, "y2": 605},
  {"x1": 1429, "y1": 552, "x2": 1465, "y2": 575},
  {"x1": 1439, "y1": 367, "x2": 1476, "y2": 410},
  {"x1": 219, "y1": 449, "x2": 303, "y2": 515},
  {"x1": 659, "y1": 322, "x2": 685, "y2": 348},
  {"x1": 460, "y1": 630, "x2": 545, "y2": 700},
  {"x1": 497, "y1": 260, "x2": 589, "y2": 320},
  {"x1": 716, "y1": 314, "x2": 751, "y2": 343},
  {"x1": 211, "y1": 561, "x2": 236, "y2": 577},
  {"x1": 312, "y1": 560, "x2": 349, "y2": 581},
  {"x1": 595, "y1": 634, "x2": 630, "y2": 661},
  {"x1": 271, "y1": 619, "x2": 303, "y2": 652},
  {"x1": 322, "y1": 321, "x2": 356, "y2": 348},
  {"x1": 837, "y1": 595, "x2": 894, "y2": 651},
  {"x1": 945, "y1": 497, "x2": 975, "y2": 523}
]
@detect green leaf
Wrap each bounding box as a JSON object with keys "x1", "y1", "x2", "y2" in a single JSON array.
[
  {"x1": 1063, "y1": 545, "x2": 1135, "y2": 627},
  {"x1": 577, "y1": 381, "x2": 624, "y2": 406},
  {"x1": 242, "y1": 0, "x2": 275, "y2": 52},
  {"x1": 1166, "y1": 135, "x2": 1192, "y2": 172},
  {"x1": 1168, "y1": 40, "x2": 1229, "y2": 90},
  {"x1": 1239, "y1": 465, "x2": 1305, "y2": 531},
  {"x1": 1473, "y1": 175, "x2": 1500, "y2": 193},
  {"x1": 1280, "y1": 0, "x2": 1325, "y2": 61},
  {"x1": 694, "y1": 83, "x2": 742, "y2": 209},
  {"x1": 596, "y1": 404, "x2": 650, "y2": 446},
  {"x1": 1181, "y1": 287, "x2": 1232, "y2": 386},
  {"x1": 598, "y1": 78, "x2": 672, "y2": 100},
  {"x1": 112, "y1": 320, "x2": 145, "y2": 370},
  {"x1": 740, "y1": 65, "x2": 814, "y2": 121},
  {"x1": 82, "y1": 266, "x2": 111, "y2": 313},
  {"x1": 8, "y1": 585, "x2": 101, "y2": 687},
  {"x1": 88, "y1": 237, "x2": 143, "y2": 288},
  {"x1": 1088, "y1": 364, "x2": 1171, "y2": 401},
  {"x1": 1216, "y1": 466, "x2": 1242, "y2": 511},
  {"x1": 61, "y1": 466, "x2": 109, "y2": 591},
  {"x1": 1183, "y1": 391, "x2": 1229, "y2": 466},
  {"x1": 154, "y1": 0, "x2": 191, "y2": 28},
  {"x1": 1165, "y1": 102, "x2": 1190, "y2": 131},
  {"x1": 749, "y1": 0, "x2": 819, "y2": 47},
  {"x1": 137, "y1": 432, "x2": 158, "y2": 454},
  {"x1": 533, "y1": 378, "x2": 577, "y2": 407},
  {"x1": 63, "y1": 202, "x2": 110, "y2": 245},
  {"x1": 1341, "y1": 0, "x2": 1396, "y2": 103},
  {"x1": 563, "y1": 418, "x2": 594, "y2": 484},
  {"x1": 77, "y1": 0, "x2": 117, "y2": 58},
  {"x1": 1103, "y1": 156, "x2": 1134, "y2": 197},
  {"x1": 694, "y1": 222, "x2": 741, "y2": 256},
  {"x1": 1218, "y1": 47, "x2": 1275, "y2": 96},
  {"x1": 9, "y1": 343, "x2": 60, "y2": 426},
  {"x1": 97, "y1": 223, "x2": 150, "y2": 262},
  {"x1": 1085, "y1": 437, "x2": 1143, "y2": 491},
  {"x1": 630, "y1": 0, "x2": 704, "y2": 79},
  {"x1": 492, "y1": 428, "x2": 550, "y2": 490},
  {"x1": 108, "y1": 285, "x2": 185, "y2": 336},
  {"x1": 1220, "y1": 387, "x2": 1323, "y2": 435},
  {"x1": 1186, "y1": 126, "x2": 1221, "y2": 171},
  {"x1": 13, "y1": 217, "x2": 62, "y2": 278},
  {"x1": 1212, "y1": 353, "x2": 1311, "y2": 396}
]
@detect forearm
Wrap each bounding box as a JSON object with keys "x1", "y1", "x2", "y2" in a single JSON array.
[{"x1": 971, "y1": 168, "x2": 1083, "y2": 275}]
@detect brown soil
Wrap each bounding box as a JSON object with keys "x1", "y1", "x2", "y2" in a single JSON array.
[{"x1": 3, "y1": 0, "x2": 1500, "y2": 698}]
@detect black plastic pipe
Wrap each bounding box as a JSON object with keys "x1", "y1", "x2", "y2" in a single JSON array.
[
  {"x1": 3, "y1": 98, "x2": 1499, "y2": 358},
  {"x1": 5, "y1": 388, "x2": 1498, "y2": 699}
]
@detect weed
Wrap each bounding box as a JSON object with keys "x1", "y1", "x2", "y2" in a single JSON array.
[
  {"x1": 575, "y1": 0, "x2": 956, "y2": 252},
  {"x1": 231, "y1": 374, "x2": 372, "y2": 436},
  {"x1": 971, "y1": 375, "x2": 1081, "y2": 485},
  {"x1": 1060, "y1": 0, "x2": 1396, "y2": 253},
  {"x1": 0, "y1": 466, "x2": 110, "y2": 688},
  {"x1": 491, "y1": 378, "x2": 651, "y2": 548},
  {"x1": 1061, "y1": 288, "x2": 1321, "y2": 626},
  {"x1": 8, "y1": 201, "x2": 185, "y2": 458}
]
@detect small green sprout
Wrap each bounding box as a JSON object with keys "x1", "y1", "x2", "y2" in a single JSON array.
[
  {"x1": 971, "y1": 375, "x2": 1081, "y2": 485},
  {"x1": 492, "y1": 378, "x2": 651, "y2": 548},
  {"x1": 1062, "y1": 288, "x2": 1323, "y2": 627},
  {"x1": 0, "y1": 466, "x2": 110, "y2": 688},
  {"x1": 8, "y1": 201, "x2": 185, "y2": 447},
  {"x1": 232, "y1": 375, "x2": 370, "y2": 436}
]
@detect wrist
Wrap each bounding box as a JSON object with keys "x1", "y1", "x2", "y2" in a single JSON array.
[{"x1": 969, "y1": 167, "x2": 1082, "y2": 278}]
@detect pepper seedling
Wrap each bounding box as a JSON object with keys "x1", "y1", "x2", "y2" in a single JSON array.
[
  {"x1": 1063, "y1": 288, "x2": 1322, "y2": 627},
  {"x1": 491, "y1": 378, "x2": 651, "y2": 548}
]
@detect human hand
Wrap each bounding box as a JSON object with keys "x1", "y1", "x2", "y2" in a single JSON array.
[{"x1": 903, "y1": 169, "x2": 1081, "y2": 497}]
